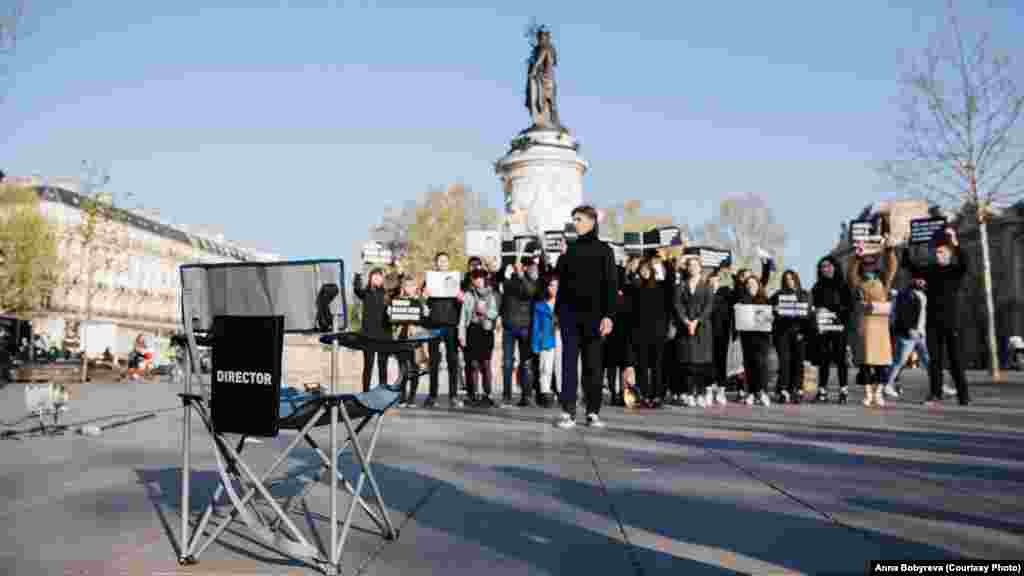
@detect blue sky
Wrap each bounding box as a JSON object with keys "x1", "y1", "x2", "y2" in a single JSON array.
[{"x1": 3, "y1": 1, "x2": 1022, "y2": 284}]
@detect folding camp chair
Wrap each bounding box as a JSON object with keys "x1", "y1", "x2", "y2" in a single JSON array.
[{"x1": 176, "y1": 260, "x2": 435, "y2": 575}]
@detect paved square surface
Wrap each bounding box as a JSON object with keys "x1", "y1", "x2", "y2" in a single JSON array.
[{"x1": 2, "y1": 369, "x2": 1022, "y2": 575}]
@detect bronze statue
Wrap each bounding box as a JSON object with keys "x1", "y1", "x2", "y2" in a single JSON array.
[{"x1": 525, "y1": 27, "x2": 561, "y2": 130}]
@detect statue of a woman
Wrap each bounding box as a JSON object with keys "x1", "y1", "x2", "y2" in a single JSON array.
[{"x1": 525, "y1": 28, "x2": 560, "y2": 130}]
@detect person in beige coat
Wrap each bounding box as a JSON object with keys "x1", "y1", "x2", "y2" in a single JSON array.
[{"x1": 847, "y1": 233, "x2": 899, "y2": 407}]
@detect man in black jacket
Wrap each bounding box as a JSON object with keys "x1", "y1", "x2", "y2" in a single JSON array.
[
  {"x1": 903, "y1": 227, "x2": 970, "y2": 405},
  {"x1": 498, "y1": 254, "x2": 540, "y2": 407},
  {"x1": 554, "y1": 205, "x2": 617, "y2": 429},
  {"x1": 353, "y1": 268, "x2": 391, "y2": 392}
]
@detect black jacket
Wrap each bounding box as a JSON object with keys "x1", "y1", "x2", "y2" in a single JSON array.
[
  {"x1": 629, "y1": 281, "x2": 669, "y2": 346},
  {"x1": 811, "y1": 255, "x2": 852, "y2": 325},
  {"x1": 499, "y1": 272, "x2": 540, "y2": 330},
  {"x1": 902, "y1": 247, "x2": 968, "y2": 328},
  {"x1": 711, "y1": 286, "x2": 733, "y2": 342},
  {"x1": 554, "y1": 230, "x2": 618, "y2": 324},
  {"x1": 769, "y1": 287, "x2": 812, "y2": 337},
  {"x1": 353, "y1": 275, "x2": 391, "y2": 339}
]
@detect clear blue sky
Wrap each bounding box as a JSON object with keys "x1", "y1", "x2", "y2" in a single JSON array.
[{"x1": 3, "y1": 1, "x2": 1022, "y2": 284}]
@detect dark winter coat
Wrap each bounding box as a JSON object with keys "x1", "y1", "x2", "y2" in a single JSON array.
[
  {"x1": 811, "y1": 255, "x2": 852, "y2": 325},
  {"x1": 499, "y1": 272, "x2": 540, "y2": 331},
  {"x1": 674, "y1": 279, "x2": 714, "y2": 364},
  {"x1": 354, "y1": 277, "x2": 391, "y2": 339},
  {"x1": 554, "y1": 229, "x2": 619, "y2": 325},
  {"x1": 901, "y1": 247, "x2": 968, "y2": 329}
]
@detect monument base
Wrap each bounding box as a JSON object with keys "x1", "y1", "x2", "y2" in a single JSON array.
[{"x1": 496, "y1": 127, "x2": 589, "y2": 240}]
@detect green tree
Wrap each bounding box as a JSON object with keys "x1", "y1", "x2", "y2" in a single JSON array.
[
  {"x1": 879, "y1": 2, "x2": 1023, "y2": 379},
  {"x1": 372, "y1": 183, "x2": 498, "y2": 280},
  {"x1": 0, "y1": 183, "x2": 61, "y2": 318}
]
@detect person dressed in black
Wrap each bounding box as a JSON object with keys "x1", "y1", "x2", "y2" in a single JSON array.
[
  {"x1": 902, "y1": 227, "x2": 970, "y2": 405},
  {"x1": 554, "y1": 205, "x2": 618, "y2": 429},
  {"x1": 738, "y1": 274, "x2": 774, "y2": 406},
  {"x1": 811, "y1": 255, "x2": 852, "y2": 403},
  {"x1": 498, "y1": 254, "x2": 540, "y2": 407},
  {"x1": 708, "y1": 269, "x2": 733, "y2": 403},
  {"x1": 769, "y1": 270, "x2": 812, "y2": 404},
  {"x1": 630, "y1": 258, "x2": 670, "y2": 408},
  {"x1": 423, "y1": 251, "x2": 464, "y2": 409},
  {"x1": 353, "y1": 267, "x2": 391, "y2": 393}
]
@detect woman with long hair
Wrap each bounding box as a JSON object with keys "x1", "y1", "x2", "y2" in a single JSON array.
[
  {"x1": 629, "y1": 258, "x2": 670, "y2": 408},
  {"x1": 674, "y1": 256, "x2": 715, "y2": 408},
  {"x1": 770, "y1": 270, "x2": 812, "y2": 404},
  {"x1": 739, "y1": 275, "x2": 775, "y2": 406}
]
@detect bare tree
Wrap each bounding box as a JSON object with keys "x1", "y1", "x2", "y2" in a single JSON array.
[
  {"x1": 58, "y1": 161, "x2": 130, "y2": 382},
  {"x1": 880, "y1": 1, "x2": 1023, "y2": 379},
  {"x1": 698, "y1": 193, "x2": 787, "y2": 290}
]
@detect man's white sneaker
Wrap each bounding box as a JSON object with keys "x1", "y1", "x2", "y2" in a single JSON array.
[
  {"x1": 759, "y1": 392, "x2": 771, "y2": 407},
  {"x1": 883, "y1": 384, "x2": 900, "y2": 398},
  {"x1": 555, "y1": 412, "x2": 576, "y2": 429},
  {"x1": 586, "y1": 413, "x2": 605, "y2": 428},
  {"x1": 943, "y1": 384, "x2": 956, "y2": 397}
]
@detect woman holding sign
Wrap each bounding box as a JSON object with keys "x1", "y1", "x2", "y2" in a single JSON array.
[
  {"x1": 770, "y1": 271, "x2": 812, "y2": 404},
  {"x1": 847, "y1": 228, "x2": 899, "y2": 408}
]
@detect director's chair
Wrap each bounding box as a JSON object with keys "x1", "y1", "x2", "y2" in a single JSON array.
[{"x1": 176, "y1": 259, "x2": 431, "y2": 575}]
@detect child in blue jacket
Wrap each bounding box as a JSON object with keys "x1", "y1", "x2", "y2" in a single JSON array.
[{"x1": 531, "y1": 273, "x2": 561, "y2": 401}]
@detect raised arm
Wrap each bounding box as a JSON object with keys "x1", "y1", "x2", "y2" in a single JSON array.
[
  {"x1": 847, "y1": 254, "x2": 863, "y2": 291},
  {"x1": 882, "y1": 246, "x2": 899, "y2": 292}
]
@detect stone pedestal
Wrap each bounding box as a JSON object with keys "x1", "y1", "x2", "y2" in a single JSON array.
[{"x1": 495, "y1": 128, "x2": 588, "y2": 239}]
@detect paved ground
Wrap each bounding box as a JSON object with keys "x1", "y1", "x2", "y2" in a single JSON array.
[{"x1": 1, "y1": 369, "x2": 1023, "y2": 575}]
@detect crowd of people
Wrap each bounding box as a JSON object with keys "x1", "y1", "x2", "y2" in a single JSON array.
[{"x1": 353, "y1": 205, "x2": 972, "y2": 430}]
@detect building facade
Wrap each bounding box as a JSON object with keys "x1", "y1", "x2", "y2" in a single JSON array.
[
  {"x1": 832, "y1": 199, "x2": 1024, "y2": 369},
  {"x1": 15, "y1": 181, "x2": 279, "y2": 355}
]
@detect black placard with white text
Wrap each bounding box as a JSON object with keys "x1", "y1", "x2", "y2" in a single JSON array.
[
  {"x1": 909, "y1": 217, "x2": 947, "y2": 245},
  {"x1": 211, "y1": 315, "x2": 284, "y2": 438}
]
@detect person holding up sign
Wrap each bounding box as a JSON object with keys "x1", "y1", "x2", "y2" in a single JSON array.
[
  {"x1": 422, "y1": 252, "x2": 464, "y2": 409},
  {"x1": 847, "y1": 220, "x2": 899, "y2": 408},
  {"x1": 353, "y1": 268, "x2": 392, "y2": 393},
  {"x1": 901, "y1": 226, "x2": 970, "y2": 406}
]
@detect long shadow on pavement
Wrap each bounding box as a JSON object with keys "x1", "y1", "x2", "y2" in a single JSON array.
[
  {"x1": 625, "y1": 429, "x2": 1024, "y2": 486},
  {"x1": 495, "y1": 465, "x2": 962, "y2": 576},
  {"x1": 138, "y1": 463, "x2": 739, "y2": 575}
]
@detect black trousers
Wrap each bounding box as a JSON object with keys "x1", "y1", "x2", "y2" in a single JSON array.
[
  {"x1": 859, "y1": 365, "x2": 884, "y2": 385},
  {"x1": 502, "y1": 327, "x2": 533, "y2": 401},
  {"x1": 775, "y1": 331, "x2": 805, "y2": 394},
  {"x1": 362, "y1": 349, "x2": 389, "y2": 393},
  {"x1": 680, "y1": 362, "x2": 710, "y2": 396},
  {"x1": 663, "y1": 340, "x2": 679, "y2": 395},
  {"x1": 927, "y1": 323, "x2": 969, "y2": 401},
  {"x1": 559, "y1": 309, "x2": 604, "y2": 417},
  {"x1": 396, "y1": 351, "x2": 418, "y2": 402},
  {"x1": 741, "y1": 338, "x2": 770, "y2": 395},
  {"x1": 633, "y1": 340, "x2": 664, "y2": 400},
  {"x1": 712, "y1": 334, "x2": 730, "y2": 387},
  {"x1": 817, "y1": 332, "x2": 849, "y2": 390},
  {"x1": 429, "y1": 327, "x2": 460, "y2": 399}
]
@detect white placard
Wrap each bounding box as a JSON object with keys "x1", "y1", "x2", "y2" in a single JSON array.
[
  {"x1": 466, "y1": 230, "x2": 501, "y2": 260},
  {"x1": 362, "y1": 242, "x2": 393, "y2": 265},
  {"x1": 734, "y1": 304, "x2": 774, "y2": 333},
  {"x1": 425, "y1": 271, "x2": 462, "y2": 299}
]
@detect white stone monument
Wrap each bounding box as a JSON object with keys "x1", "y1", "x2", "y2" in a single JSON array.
[{"x1": 496, "y1": 25, "x2": 589, "y2": 240}]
